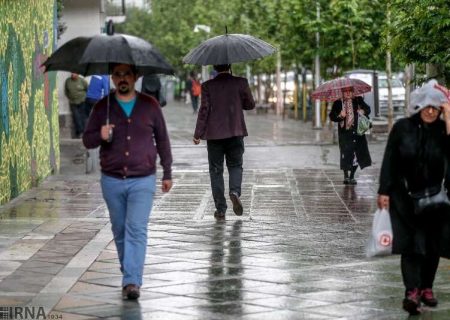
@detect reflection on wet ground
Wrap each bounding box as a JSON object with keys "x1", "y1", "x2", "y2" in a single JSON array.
[{"x1": 2, "y1": 167, "x2": 449, "y2": 319}]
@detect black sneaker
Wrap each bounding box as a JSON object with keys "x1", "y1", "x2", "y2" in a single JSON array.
[
  {"x1": 343, "y1": 178, "x2": 350, "y2": 184},
  {"x1": 403, "y1": 288, "x2": 421, "y2": 315},
  {"x1": 349, "y1": 178, "x2": 357, "y2": 185},
  {"x1": 230, "y1": 192, "x2": 243, "y2": 216}
]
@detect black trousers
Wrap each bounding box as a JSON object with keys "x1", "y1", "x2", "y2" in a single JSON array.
[
  {"x1": 70, "y1": 102, "x2": 86, "y2": 137},
  {"x1": 207, "y1": 137, "x2": 244, "y2": 213},
  {"x1": 401, "y1": 253, "x2": 440, "y2": 291},
  {"x1": 85, "y1": 98, "x2": 98, "y2": 119},
  {"x1": 191, "y1": 94, "x2": 199, "y2": 112}
]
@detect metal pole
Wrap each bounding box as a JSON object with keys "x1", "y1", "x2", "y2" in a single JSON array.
[
  {"x1": 276, "y1": 51, "x2": 283, "y2": 116},
  {"x1": 314, "y1": 2, "x2": 322, "y2": 128},
  {"x1": 201, "y1": 65, "x2": 208, "y2": 82},
  {"x1": 373, "y1": 71, "x2": 380, "y2": 117}
]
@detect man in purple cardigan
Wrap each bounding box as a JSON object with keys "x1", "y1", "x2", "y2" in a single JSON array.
[
  {"x1": 193, "y1": 64, "x2": 255, "y2": 220},
  {"x1": 83, "y1": 64, "x2": 172, "y2": 300}
]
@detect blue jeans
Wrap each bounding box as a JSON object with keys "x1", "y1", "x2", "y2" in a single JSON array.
[{"x1": 101, "y1": 174, "x2": 156, "y2": 287}]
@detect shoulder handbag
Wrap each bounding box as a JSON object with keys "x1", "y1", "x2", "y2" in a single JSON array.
[
  {"x1": 407, "y1": 160, "x2": 450, "y2": 216},
  {"x1": 409, "y1": 184, "x2": 450, "y2": 215},
  {"x1": 357, "y1": 113, "x2": 371, "y2": 136}
]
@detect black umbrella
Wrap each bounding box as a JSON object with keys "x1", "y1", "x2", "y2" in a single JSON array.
[
  {"x1": 42, "y1": 33, "x2": 174, "y2": 75},
  {"x1": 183, "y1": 33, "x2": 276, "y2": 66},
  {"x1": 43, "y1": 28, "x2": 174, "y2": 142}
]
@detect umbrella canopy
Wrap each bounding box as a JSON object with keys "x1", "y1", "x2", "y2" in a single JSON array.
[
  {"x1": 42, "y1": 33, "x2": 174, "y2": 76},
  {"x1": 312, "y1": 77, "x2": 372, "y2": 101},
  {"x1": 183, "y1": 33, "x2": 276, "y2": 66}
]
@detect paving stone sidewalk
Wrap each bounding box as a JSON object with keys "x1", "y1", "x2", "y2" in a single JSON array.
[{"x1": 1, "y1": 102, "x2": 449, "y2": 319}]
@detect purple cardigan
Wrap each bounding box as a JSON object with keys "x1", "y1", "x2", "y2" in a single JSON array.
[
  {"x1": 82, "y1": 92, "x2": 172, "y2": 180},
  {"x1": 194, "y1": 73, "x2": 255, "y2": 140}
]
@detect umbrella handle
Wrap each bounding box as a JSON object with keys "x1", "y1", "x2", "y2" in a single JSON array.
[
  {"x1": 107, "y1": 127, "x2": 113, "y2": 143},
  {"x1": 106, "y1": 90, "x2": 113, "y2": 143},
  {"x1": 105, "y1": 117, "x2": 113, "y2": 142}
]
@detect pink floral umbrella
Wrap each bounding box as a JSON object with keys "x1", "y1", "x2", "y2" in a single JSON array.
[{"x1": 312, "y1": 77, "x2": 371, "y2": 101}]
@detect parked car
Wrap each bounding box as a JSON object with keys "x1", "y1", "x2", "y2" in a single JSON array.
[
  {"x1": 378, "y1": 74, "x2": 406, "y2": 115},
  {"x1": 344, "y1": 69, "x2": 406, "y2": 118}
]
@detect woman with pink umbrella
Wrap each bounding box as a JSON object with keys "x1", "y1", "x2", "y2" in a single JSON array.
[{"x1": 313, "y1": 78, "x2": 372, "y2": 185}]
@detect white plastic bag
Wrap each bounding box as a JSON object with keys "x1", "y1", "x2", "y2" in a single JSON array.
[{"x1": 366, "y1": 208, "x2": 393, "y2": 257}]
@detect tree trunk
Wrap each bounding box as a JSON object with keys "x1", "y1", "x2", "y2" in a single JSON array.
[
  {"x1": 404, "y1": 64, "x2": 414, "y2": 117},
  {"x1": 256, "y1": 74, "x2": 262, "y2": 104},
  {"x1": 276, "y1": 50, "x2": 283, "y2": 116},
  {"x1": 302, "y1": 68, "x2": 308, "y2": 122},
  {"x1": 293, "y1": 64, "x2": 300, "y2": 120},
  {"x1": 282, "y1": 69, "x2": 288, "y2": 119},
  {"x1": 386, "y1": 5, "x2": 393, "y2": 130},
  {"x1": 426, "y1": 63, "x2": 446, "y2": 84}
]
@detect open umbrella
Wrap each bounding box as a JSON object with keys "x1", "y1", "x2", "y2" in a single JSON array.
[
  {"x1": 312, "y1": 77, "x2": 371, "y2": 101},
  {"x1": 183, "y1": 32, "x2": 276, "y2": 65},
  {"x1": 43, "y1": 26, "x2": 174, "y2": 142},
  {"x1": 42, "y1": 33, "x2": 174, "y2": 76}
]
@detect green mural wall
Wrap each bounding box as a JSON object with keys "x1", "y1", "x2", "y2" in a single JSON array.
[{"x1": 0, "y1": 0, "x2": 59, "y2": 205}]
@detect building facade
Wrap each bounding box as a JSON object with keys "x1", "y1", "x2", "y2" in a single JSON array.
[{"x1": 57, "y1": 0, "x2": 107, "y2": 138}]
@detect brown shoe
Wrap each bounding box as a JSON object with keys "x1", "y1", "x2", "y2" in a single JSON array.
[
  {"x1": 214, "y1": 211, "x2": 225, "y2": 220},
  {"x1": 123, "y1": 284, "x2": 140, "y2": 300},
  {"x1": 230, "y1": 192, "x2": 243, "y2": 216}
]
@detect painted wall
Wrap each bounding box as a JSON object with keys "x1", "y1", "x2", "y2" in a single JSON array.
[{"x1": 0, "y1": 0, "x2": 59, "y2": 205}]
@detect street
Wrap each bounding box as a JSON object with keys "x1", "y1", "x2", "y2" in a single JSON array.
[{"x1": 0, "y1": 102, "x2": 449, "y2": 319}]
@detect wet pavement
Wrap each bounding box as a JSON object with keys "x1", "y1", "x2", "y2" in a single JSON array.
[{"x1": 1, "y1": 101, "x2": 450, "y2": 319}]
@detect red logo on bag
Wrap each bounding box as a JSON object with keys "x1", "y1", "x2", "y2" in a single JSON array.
[{"x1": 379, "y1": 233, "x2": 392, "y2": 247}]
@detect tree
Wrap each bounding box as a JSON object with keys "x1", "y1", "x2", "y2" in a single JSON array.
[
  {"x1": 116, "y1": 3, "x2": 197, "y2": 75},
  {"x1": 56, "y1": 0, "x2": 67, "y2": 39},
  {"x1": 390, "y1": 0, "x2": 450, "y2": 84},
  {"x1": 321, "y1": 0, "x2": 386, "y2": 76}
]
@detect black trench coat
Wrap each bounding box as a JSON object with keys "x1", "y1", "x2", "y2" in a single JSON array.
[
  {"x1": 378, "y1": 114, "x2": 450, "y2": 258},
  {"x1": 329, "y1": 96, "x2": 372, "y2": 170}
]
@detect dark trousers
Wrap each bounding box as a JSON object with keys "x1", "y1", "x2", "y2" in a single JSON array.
[
  {"x1": 85, "y1": 97, "x2": 98, "y2": 120},
  {"x1": 207, "y1": 137, "x2": 244, "y2": 213},
  {"x1": 191, "y1": 94, "x2": 199, "y2": 112},
  {"x1": 70, "y1": 102, "x2": 86, "y2": 138},
  {"x1": 401, "y1": 253, "x2": 440, "y2": 291}
]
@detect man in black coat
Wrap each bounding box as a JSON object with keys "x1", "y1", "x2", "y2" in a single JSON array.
[{"x1": 141, "y1": 74, "x2": 166, "y2": 107}]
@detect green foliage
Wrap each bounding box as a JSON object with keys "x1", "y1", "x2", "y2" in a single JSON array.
[
  {"x1": 320, "y1": 0, "x2": 386, "y2": 75},
  {"x1": 115, "y1": 0, "x2": 449, "y2": 82},
  {"x1": 390, "y1": 0, "x2": 450, "y2": 83},
  {"x1": 56, "y1": 0, "x2": 67, "y2": 39}
]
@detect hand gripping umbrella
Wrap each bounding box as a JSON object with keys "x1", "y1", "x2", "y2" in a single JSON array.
[
  {"x1": 42, "y1": 26, "x2": 174, "y2": 141},
  {"x1": 183, "y1": 28, "x2": 276, "y2": 65}
]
